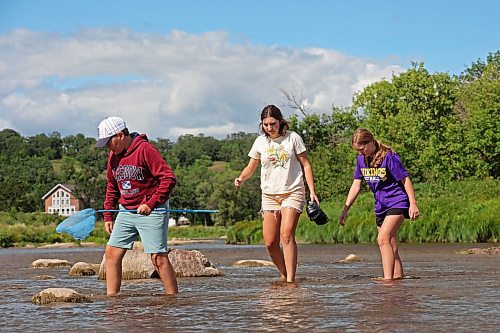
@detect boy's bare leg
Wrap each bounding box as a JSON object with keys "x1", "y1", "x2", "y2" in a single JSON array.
[
  {"x1": 105, "y1": 245, "x2": 127, "y2": 295},
  {"x1": 152, "y1": 253, "x2": 178, "y2": 294}
]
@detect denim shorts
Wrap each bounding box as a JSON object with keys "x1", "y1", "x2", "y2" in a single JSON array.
[
  {"x1": 107, "y1": 202, "x2": 169, "y2": 254},
  {"x1": 261, "y1": 188, "x2": 305, "y2": 213}
]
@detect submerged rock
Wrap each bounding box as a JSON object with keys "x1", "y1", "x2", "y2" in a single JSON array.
[
  {"x1": 339, "y1": 254, "x2": 362, "y2": 263},
  {"x1": 33, "y1": 275, "x2": 56, "y2": 280},
  {"x1": 456, "y1": 246, "x2": 500, "y2": 255},
  {"x1": 233, "y1": 259, "x2": 275, "y2": 267},
  {"x1": 68, "y1": 262, "x2": 101, "y2": 276},
  {"x1": 31, "y1": 259, "x2": 71, "y2": 268},
  {"x1": 31, "y1": 288, "x2": 92, "y2": 305}
]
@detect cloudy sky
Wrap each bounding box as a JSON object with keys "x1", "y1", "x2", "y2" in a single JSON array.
[{"x1": 0, "y1": 0, "x2": 498, "y2": 141}]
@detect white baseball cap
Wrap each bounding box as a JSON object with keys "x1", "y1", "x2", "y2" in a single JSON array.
[{"x1": 95, "y1": 116, "x2": 127, "y2": 147}]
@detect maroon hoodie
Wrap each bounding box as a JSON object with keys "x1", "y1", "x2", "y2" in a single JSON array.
[{"x1": 103, "y1": 133, "x2": 176, "y2": 222}]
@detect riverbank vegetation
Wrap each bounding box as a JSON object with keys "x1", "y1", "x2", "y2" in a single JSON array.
[
  {"x1": 228, "y1": 179, "x2": 500, "y2": 244},
  {"x1": 0, "y1": 52, "x2": 498, "y2": 247},
  {"x1": 0, "y1": 179, "x2": 497, "y2": 247}
]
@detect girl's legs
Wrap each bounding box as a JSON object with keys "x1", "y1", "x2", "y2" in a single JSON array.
[
  {"x1": 262, "y1": 211, "x2": 287, "y2": 280},
  {"x1": 391, "y1": 234, "x2": 404, "y2": 279},
  {"x1": 376, "y1": 214, "x2": 405, "y2": 280},
  {"x1": 279, "y1": 207, "x2": 301, "y2": 283}
]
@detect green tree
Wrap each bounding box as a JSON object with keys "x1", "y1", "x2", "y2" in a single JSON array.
[
  {"x1": 62, "y1": 134, "x2": 96, "y2": 157},
  {"x1": 353, "y1": 63, "x2": 459, "y2": 182},
  {"x1": 167, "y1": 134, "x2": 221, "y2": 167},
  {"x1": 218, "y1": 132, "x2": 257, "y2": 170},
  {"x1": 0, "y1": 129, "x2": 26, "y2": 157},
  {"x1": 27, "y1": 132, "x2": 63, "y2": 160},
  {"x1": 0, "y1": 156, "x2": 59, "y2": 211},
  {"x1": 456, "y1": 51, "x2": 500, "y2": 178},
  {"x1": 288, "y1": 106, "x2": 359, "y2": 200}
]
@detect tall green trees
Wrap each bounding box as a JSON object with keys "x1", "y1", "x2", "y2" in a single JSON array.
[
  {"x1": 456, "y1": 51, "x2": 500, "y2": 178},
  {"x1": 353, "y1": 63, "x2": 459, "y2": 182},
  {"x1": 289, "y1": 106, "x2": 360, "y2": 201},
  {"x1": 0, "y1": 129, "x2": 60, "y2": 211},
  {"x1": 352, "y1": 55, "x2": 499, "y2": 182}
]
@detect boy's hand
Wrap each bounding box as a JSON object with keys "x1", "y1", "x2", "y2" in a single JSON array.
[
  {"x1": 137, "y1": 204, "x2": 152, "y2": 215},
  {"x1": 104, "y1": 221, "x2": 113, "y2": 234}
]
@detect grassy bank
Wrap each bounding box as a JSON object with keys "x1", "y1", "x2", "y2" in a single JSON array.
[
  {"x1": 0, "y1": 180, "x2": 498, "y2": 247},
  {"x1": 0, "y1": 211, "x2": 227, "y2": 247},
  {"x1": 228, "y1": 179, "x2": 500, "y2": 244}
]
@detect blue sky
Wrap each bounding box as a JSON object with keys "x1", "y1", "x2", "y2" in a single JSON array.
[{"x1": 0, "y1": 0, "x2": 498, "y2": 140}]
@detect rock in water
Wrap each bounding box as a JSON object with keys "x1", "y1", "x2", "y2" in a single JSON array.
[
  {"x1": 31, "y1": 288, "x2": 92, "y2": 305},
  {"x1": 98, "y1": 243, "x2": 223, "y2": 280}
]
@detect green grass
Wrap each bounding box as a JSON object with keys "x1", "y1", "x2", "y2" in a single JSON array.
[
  {"x1": 168, "y1": 225, "x2": 227, "y2": 239},
  {"x1": 295, "y1": 179, "x2": 500, "y2": 244}
]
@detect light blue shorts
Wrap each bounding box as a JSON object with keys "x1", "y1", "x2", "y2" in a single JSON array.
[{"x1": 107, "y1": 202, "x2": 169, "y2": 254}]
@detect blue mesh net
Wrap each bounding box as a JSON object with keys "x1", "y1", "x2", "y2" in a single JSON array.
[{"x1": 56, "y1": 208, "x2": 97, "y2": 240}]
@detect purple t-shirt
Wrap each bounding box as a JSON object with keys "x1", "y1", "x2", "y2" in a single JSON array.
[{"x1": 354, "y1": 151, "x2": 410, "y2": 217}]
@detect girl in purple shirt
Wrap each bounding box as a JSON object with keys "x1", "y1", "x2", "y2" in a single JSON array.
[{"x1": 339, "y1": 128, "x2": 420, "y2": 281}]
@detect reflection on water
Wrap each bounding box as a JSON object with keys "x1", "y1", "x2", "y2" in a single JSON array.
[{"x1": 0, "y1": 242, "x2": 499, "y2": 332}]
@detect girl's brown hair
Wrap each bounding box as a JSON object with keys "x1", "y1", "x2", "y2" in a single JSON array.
[
  {"x1": 352, "y1": 128, "x2": 392, "y2": 167},
  {"x1": 260, "y1": 105, "x2": 289, "y2": 137}
]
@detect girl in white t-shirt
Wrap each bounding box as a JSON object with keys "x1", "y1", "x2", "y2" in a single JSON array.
[{"x1": 234, "y1": 105, "x2": 319, "y2": 283}]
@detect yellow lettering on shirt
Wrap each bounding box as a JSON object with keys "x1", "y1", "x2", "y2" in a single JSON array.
[{"x1": 360, "y1": 168, "x2": 387, "y2": 182}]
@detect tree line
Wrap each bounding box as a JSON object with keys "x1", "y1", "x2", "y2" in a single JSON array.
[{"x1": 0, "y1": 52, "x2": 498, "y2": 225}]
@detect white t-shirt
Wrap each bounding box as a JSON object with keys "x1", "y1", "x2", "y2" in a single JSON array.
[{"x1": 248, "y1": 131, "x2": 307, "y2": 194}]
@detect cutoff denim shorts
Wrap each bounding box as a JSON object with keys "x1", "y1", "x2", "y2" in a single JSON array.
[
  {"x1": 107, "y1": 201, "x2": 169, "y2": 254},
  {"x1": 261, "y1": 188, "x2": 305, "y2": 213}
]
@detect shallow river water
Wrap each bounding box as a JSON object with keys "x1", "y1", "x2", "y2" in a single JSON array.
[{"x1": 0, "y1": 242, "x2": 498, "y2": 332}]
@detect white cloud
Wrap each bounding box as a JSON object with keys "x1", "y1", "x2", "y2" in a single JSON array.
[{"x1": 0, "y1": 28, "x2": 404, "y2": 140}]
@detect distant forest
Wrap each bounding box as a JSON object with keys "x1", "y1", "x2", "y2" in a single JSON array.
[{"x1": 0, "y1": 52, "x2": 498, "y2": 225}]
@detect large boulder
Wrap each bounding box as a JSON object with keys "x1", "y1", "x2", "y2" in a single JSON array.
[
  {"x1": 31, "y1": 288, "x2": 92, "y2": 305},
  {"x1": 169, "y1": 248, "x2": 223, "y2": 277},
  {"x1": 31, "y1": 259, "x2": 71, "y2": 268},
  {"x1": 98, "y1": 243, "x2": 223, "y2": 280}
]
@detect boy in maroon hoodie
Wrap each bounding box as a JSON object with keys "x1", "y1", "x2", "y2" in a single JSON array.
[{"x1": 95, "y1": 116, "x2": 178, "y2": 295}]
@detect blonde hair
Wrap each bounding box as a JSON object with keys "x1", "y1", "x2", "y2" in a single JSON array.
[{"x1": 352, "y1": 128, "x2": 392, "y2": 167}]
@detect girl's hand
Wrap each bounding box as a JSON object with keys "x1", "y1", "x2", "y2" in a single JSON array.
[
  {"x1": 409, "y1": 203, "x2": 420, "y2": 220},
  {"x1": 234, "y1": 177, "x2": 243, "y2": 189},
  {"x1": 309, "y1": 193, "x2": 319, "y2": 205},
  {"x1": 339, "y1": 210, "x2": 348, "y2": 226}
]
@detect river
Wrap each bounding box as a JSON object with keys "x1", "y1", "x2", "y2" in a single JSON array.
[{"x1": 0, "y1": 242, "x2": 498, "y2": 332}]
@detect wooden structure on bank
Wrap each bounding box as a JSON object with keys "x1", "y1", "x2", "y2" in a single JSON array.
[{"x1": 41, "y1": 184, "x2": 82, "y2": 216}]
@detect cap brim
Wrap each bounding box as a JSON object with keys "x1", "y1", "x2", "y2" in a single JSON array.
[{"x1": 95, "y1": 137, "x2": 111, "y2": 148}]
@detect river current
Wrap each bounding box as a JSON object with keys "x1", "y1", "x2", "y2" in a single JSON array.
[{"x1": 0, "y1": 242, "x2": 498, "y2": 332}]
